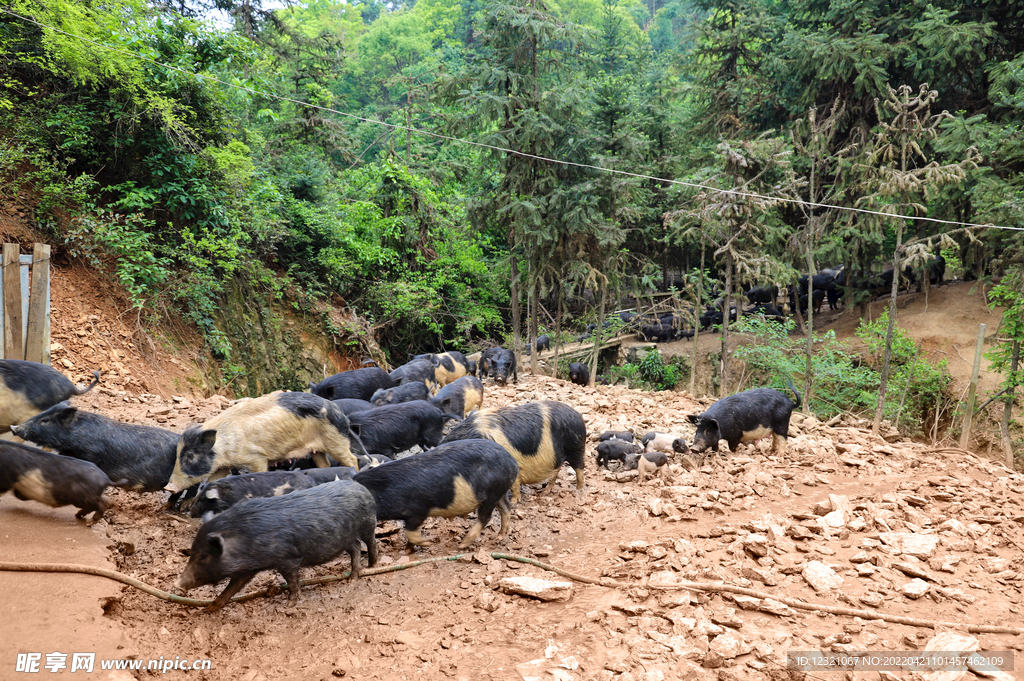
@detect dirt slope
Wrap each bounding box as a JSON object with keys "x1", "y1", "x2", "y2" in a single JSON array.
[{"x1": 2, "y1": 376, "x2": 1022, "y2": 680}]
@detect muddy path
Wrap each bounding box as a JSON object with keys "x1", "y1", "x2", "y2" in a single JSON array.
[{"x1": 2, "y1": 376, "x2": 1023, "y2": 680}]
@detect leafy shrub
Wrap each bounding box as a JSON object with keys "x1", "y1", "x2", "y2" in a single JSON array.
[
  {"x1": 733, "y1": 315, "x2": 877, "y2": 421},
  {"x1": 606, "y1": 349, "x2": 686, "y2": 391}
]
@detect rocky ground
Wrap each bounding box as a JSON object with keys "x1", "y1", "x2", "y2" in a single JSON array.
[{"x1": 3, "y1": 374, "x2": 1021, "y2": 680}]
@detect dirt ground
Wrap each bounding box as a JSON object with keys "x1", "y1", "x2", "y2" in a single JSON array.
[
  {"x1": 2, "y1": 375, "x2": 1023, "y2": 681},
  {"x1": 1, "y1": 267, "x2": 1023, "y2": 680}
]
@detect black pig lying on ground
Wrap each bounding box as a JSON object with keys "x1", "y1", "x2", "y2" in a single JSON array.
[
  {"x1": 688, "y1": 383, "x2": 801, "y2": 456},
  {"x1": 176, "y1": 480, "x2": 377, "y2": 612},
  {"x1": 352, "y1": 440, "x2": 517, "y2": 548},
  {"x1": 0, "y1": 360, "x2": 100, "y2": 433},
  {"x1": 442, "y1": 400, "x2": 586, "y2": 503},
  {"x1": 0, "y1": 441, "x2": 128, "y2": 524}
]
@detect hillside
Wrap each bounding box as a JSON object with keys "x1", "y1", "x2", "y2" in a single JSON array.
[{"x1": 1, "y1": 374, "x2": 1022, "y2": 680}]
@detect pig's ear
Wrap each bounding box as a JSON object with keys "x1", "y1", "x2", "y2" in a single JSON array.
[
  {"x1": 308, "y1": 381, "x2": 318, "y2": 391},
  {"x1": 207, "y1": 533, "x2": 224, "y2": 556},
  {"x1": 349, "y1": 423, "x2": 361, "y2": 438},
  {"x1": 57, "y1": 406, "x2": 78, "y2": 426},
  {"x1": 705, "y1": 418, "x2": 719, "y2": 431},
  {"x1": 686, "y1": 414, "x2": 702, "y2": 425},
  {"x1": 200, "y1": 429, "x2": 218, "y2": 447}
]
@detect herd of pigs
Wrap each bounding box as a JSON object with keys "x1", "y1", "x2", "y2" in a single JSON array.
[{"x1": 0, "y1": 352, "x2": 802, "y2": 612}]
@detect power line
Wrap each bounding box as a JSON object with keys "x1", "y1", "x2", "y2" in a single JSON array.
[{"x1": 4, "y1": 7, "x2": 1023, "y2": 234}]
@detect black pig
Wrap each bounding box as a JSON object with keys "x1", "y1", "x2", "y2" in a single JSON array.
[
  {"x1": 176, "y1": 480, "x2": 377, "y2": 611},
  {"x1": 597, "y1": 430, "x2": 633, "y2": 443},
  {"x1": 309, "y1": 367, "x2": 394, "y2": 402},
  {"x1": 189, "y1": 470, "x2": 319, "y2": 521},
  {"x1": 11, "y1": 401, "x2": 179, "y2": 493},
  {"x1": 688, "y1": 384, "x2": 801, "y2": 455},
  {"x1": 640, "y1": 432, "x2": 688, "y2": 455},
  {"x1": 0, "y1": 360, "x2": 100, "y2": 433},
  {"x1": 370, "y1": 382, "x2": 430, "y2": 407},
  {"x1": 331, "y1": 398, "x2": 376, "y2": 415},
  {"x1": 442, "y1": 400, "x2": 586, "y2": 503},
  {"x1": 568, "y1": 362, "x2": 590, "y2": 386},
  {"x1": 0, "y1": 441, "x2": 127, "y2": 524},
  {"x1": 595, "y1": 439, "x2": 640, "y2": 468},
  {"x1": 490, "y1": 349, "x2": 518, "y2": 385},
  {"x1": 347, "y1": 401, "x2": 457, "y2": 458},
  {"x1": 352, "y1": 440, "x2": 517, "y2": 548}
]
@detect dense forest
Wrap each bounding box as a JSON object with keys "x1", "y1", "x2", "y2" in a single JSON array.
[{"x1": 1, "y1": 0, "x2": 1022, "y2": 422}]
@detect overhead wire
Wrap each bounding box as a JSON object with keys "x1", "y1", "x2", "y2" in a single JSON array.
[{"x1": 3, "y1": 7, "x2": 1023, "y2": 233}]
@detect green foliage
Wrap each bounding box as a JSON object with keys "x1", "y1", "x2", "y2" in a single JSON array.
[
  {"x1": 606, "y1": 349, "x2": 685, "y2": 391},
  {"x1": 733, "y1": 315, "x2": 876, "y2": 418},
  {"x1": 854, "y1": 311, "x2": 952, "y2": 435}
]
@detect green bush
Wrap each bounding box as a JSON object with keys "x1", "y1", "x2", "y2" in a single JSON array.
[
  {"x1": 733, "y1": 315, "x2": 877, "y2": 421},
  {"x1": 606, "y1": 349, "x2": 686, "y2": 391}
]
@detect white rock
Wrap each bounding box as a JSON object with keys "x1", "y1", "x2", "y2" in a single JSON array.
[
  {"x1": 760, "y1": 598, "x2": 798, "y2": 617},
  {"x1": 499, "y1": 576, "x2": 573, "y2": 602},
  {"x1": 802, "y1": 561, "x2": 844, "y2": 592},
  {"x1": 878, "y1": 532, "x2": 939, "y2": 559},
  {"x1": 902, "y1": 578, "x2": 930, "y2": 599},
  {"x1": 708, "y1": 630, "x2": 752, "y2": 659}
]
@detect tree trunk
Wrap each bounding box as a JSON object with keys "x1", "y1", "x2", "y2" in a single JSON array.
[
  {"x1": 690, "y1": 240, "x2": 706, "y2": 396},
  {"x1": 873, "y1": 225, "x2": 904, "y2": 435},
  {"x1": 720, "y1": 254, "x2": 732, "y2": 397},
  {"x1": 589, "y1": 276, "x2": 608, "y2": 387},
  {"x1": 511, "y1": 253, "x2": 522, "y2": 368},
  {"x1": 1002, "y1": 340, "x2": 1020, "y2": 470},
  {"x1": 529, "y1": 276, "x2": 539, "y2": 375},
  {"x1": 804, "y1": 254, "x2": 814, "y2": 415},
  {"x1": 554, "y1": 280, "x2": 563, "y2": 378}
]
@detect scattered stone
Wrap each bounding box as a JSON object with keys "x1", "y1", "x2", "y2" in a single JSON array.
[
  {"x1": 708, "y1": 631, "x2": 752, "y2": 659},
  {"x1": 499, "y1": 577, "x2": 573, "y2": 602},
  {"x1": 902, "y1": 579, "x2": 930, "y2": 599},
  {"x1": 802, "y1": 561, "x2": 843, "y2": 592}
]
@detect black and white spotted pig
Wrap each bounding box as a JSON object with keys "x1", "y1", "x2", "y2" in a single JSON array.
[
  {"x1": 176, "y1": 480, "x2": 377, "y2": 611},
  {"x1": 166, "y1": 392, "x2": 368, "y2": 493},
  {"x1": 429, "y1": 375, "x2": 483, "y2": 419},
  {"x1": 442, "y1": 400, "x2": 586, "y2": 503},
  {"x1": 624, "y1": 451, "x2": 670, "y2": 483},
  {"x1": 309, "y1": 367, "x2": 395, "y2": 402},
  {"x1": 687, "y1": 384, "x2": 801, "y2": 455},
  {"x1": 0, "y1": 360, "x2": 99, "y2": 433},
  {"x1": 640, "y1": 431, "x2": 689, "y2": 455},
  {"x1": 352, "y1": 439, "x2": 517, "y2": 548},
  {"x1": 0, "y1": 441, "x2": 128, "y2": 524}
]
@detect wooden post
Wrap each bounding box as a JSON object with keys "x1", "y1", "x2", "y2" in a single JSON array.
[
  {"x1": 3, "y1": 244, "x2": 23, "y2": 360},
  {"x1": 25, "y1": 243, "x2": 50, "y2": 364},
  {"x1": 959, "y1": 323, "x2": 987, "y2": 450}
]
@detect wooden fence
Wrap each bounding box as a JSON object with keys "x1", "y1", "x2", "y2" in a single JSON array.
[{"x1": 1, "y1": 243, "x2": 51, "y2": 365}]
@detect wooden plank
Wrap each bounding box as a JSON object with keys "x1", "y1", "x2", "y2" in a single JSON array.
[
  {"x1": 3, "y1": 244, "x2": 23, "y2": 360},
  {"x1": 25, "y1": 243, "x2": 50, "y2": 364}
]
